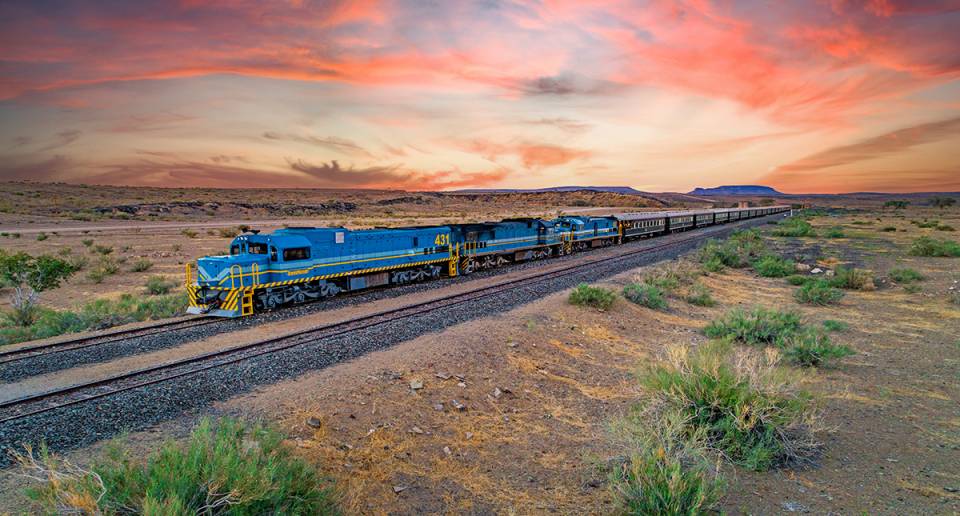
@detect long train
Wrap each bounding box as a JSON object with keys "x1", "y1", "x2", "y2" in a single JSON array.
[{"x1": 186, "y1": 205, "x2": 791, "y2": 317}]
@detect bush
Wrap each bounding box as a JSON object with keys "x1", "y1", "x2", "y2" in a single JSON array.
[
  {"x1": 18, "y1": 418, "x2": 339, "y2": 515},
  {"x1": 91, "y1": 244, "x2": 113, "y2": 255},
  {"x1": 569, "y1": 283, "x2": 616, "y2": 311},
  {"x1": 824, "y1": 227, "x2": 845, "y2": 238},
  {"x1": 0, "y1": 292, "x2": 190, "y2": 346},
  {"x1": 822, "y1": 319, "x2": 849, "y2": 332},
  {"x1": 181, "y1": 229, "x2": 199, "y2": 238},
  {"x1": 916, "y1": 220, "x2": 939, "y2": 229},
  {"x1": 752, "y1": 255, "x2": 795, "y2": 278},
  {"x1": 685, "y1": 283, "x2": 715, "y2": 307},
  {"x1": 908, "y1": 236, "x2": 960, "y2": 257},
  {"x1": 144, "y1": 275, "x2": 176, "y2": 295},
  {"x1": 36, "y1": 232, "x2": 48, "y2": 241},
  {"x1": 937, "y1": 224, "x2": 956, "y2": 232},
  {"x1": 611, "y1": 414, "x2": 723, "y2": 515},
  {"x1": 782, "y1": 331, "x2": 855, "y2": 367},
  {"x1": 772, "y1": 218, "x2": 814, "y2": 237},
  {"x1": 129, "y1": 258, "x2": 153, "y2": 272},
  {"x1": 87, "y1": 257, "x2": 120, "y2": 284},
  {"x1": 705, "y1": 307, "x2": 803, "y2": 347},
  {"x1": 786, "y1": 274, "x2": 813, "y2": 286},
  {"x1": 904, "y1": 284, "x2": 922, "y2": 294},
  {"x1": 828, "y1": 267, "x2": 875, "y2": 290},
  {"x1": 81, "y1": 239, "x2": 94, "y2": 247},
  {"x1": 640, "y1": 341, "x2": 819, "y2": 471},
  {"x1": 888, "y1": 267, "x2": 924, "y2": 283},
  {"x1": 882, "y1": 226, "x2": 897, "y2": 232},
  {"x1": 623, "y1": 283, "x2": 668, "y2": 310},
  {"x1": 951, "y1": 291, "x2": 960, "y2": 306},
  {"x1": 794, "y1": 280, "x2": 845, "y2": 305},
  {"x1": 218, "y1": 227, "x2": 239, "y2": 238},
  {"x1": 697, "y1": 230, "x2": 767, "y2": 271}
]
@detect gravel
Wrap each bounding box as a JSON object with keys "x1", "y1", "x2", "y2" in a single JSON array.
[{"x1": 0, "y1": 216, "x2": 780, "y2": 463}]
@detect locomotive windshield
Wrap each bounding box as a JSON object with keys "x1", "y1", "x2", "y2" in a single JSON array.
[{"x1": 248, "y1": 243, "x2": 268, "y2": 255}]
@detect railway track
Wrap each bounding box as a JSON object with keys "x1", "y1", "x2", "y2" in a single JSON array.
[
  {"x1": 0, "y1": 317, "x2": 218, "y2": 365},
  {"x1": 0, "y1": 216, "x2": 786, "y2": 428}
]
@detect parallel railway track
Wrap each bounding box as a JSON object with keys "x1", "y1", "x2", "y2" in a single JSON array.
[
  {"x1": 0, "y1": 216, "x2": 781, "y2": 426},
  {"x1": 0, "y1": 317, "x2": 218, "y2": 365}
]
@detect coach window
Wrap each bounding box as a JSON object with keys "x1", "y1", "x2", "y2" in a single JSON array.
[
  {"x1": 269, "y1": 246, "x2": 278, "y2": 261},
  {"x1": 283, "y1": 247, "x2": 310, "y2": 261}
]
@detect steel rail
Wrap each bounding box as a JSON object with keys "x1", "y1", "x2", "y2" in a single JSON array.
[{"x1": 0, "y1": 318, "x2": 219, "y2": 365}]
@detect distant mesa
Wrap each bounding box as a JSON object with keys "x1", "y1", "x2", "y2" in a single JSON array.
[{"x1": 688, "y1": 185, "x2": 783, "y2": 196}]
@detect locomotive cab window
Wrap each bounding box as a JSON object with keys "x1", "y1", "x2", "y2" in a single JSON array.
[
  {"x1": 283, "y1": 247, "x2": 310, "y2": 261},
  {"x1": 230, "y1": 244, "x2": 241, "y2": 255},
  {"x1": 248, "y1": 243, "x2": 268, "y2": 255}
]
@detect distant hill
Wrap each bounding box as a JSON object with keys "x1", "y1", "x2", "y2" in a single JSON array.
[
  {"x1": 453, "y1": 186, "x2": 647, "y2": 195},
  {"x1": 688, "y1": 185, "x2": 783, "y2": 196}
]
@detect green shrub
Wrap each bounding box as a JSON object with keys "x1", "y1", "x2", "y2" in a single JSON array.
[
  {"x1": 937, "y1": 224, "x2": 956, "y2": 232},
  {"x1": 181, "y1": 229, "x2": 199, "y2": 238},
  {"x1": 81, "y1": 239, "x2": 94, "y2": 247},
  {"x1": 908, "y1": 236, "x2": 960, "y2": 257},
  {"x1": 701, "y1": 255, "x2": 724, "y2": 273},
  {"x1": 951, "y1": 291, "x2": 960, "y2": 306},
  {"x1": 786, "y1": 274, "x2": 813, "y2": 286},
  {"x1": 611, "y1": 415, "x2": 723, "y2": 515},
  {"x1": 569, "y1": 283, "x2": 616, "y2": 311},
  {"x1": 685, "y1": 283, "x2": 715, "y2": 307},
  {"x1": 0, "y1": 292, "x2": 190, "y2": 346},
  {"x1": 640, "y1": 341, "x2": 819, "y2": 471},
  {"x1": 904, "y1": 284, "x2": 922, "y2": 294},
  {"x1": 91, "y1": 244, "x2": 113, "y2": 255},
  {"x1": 824, "y1": 227, "x2": 845, "y2": 238},
  {"x1": 772, "y1": 218, "x2": 814, "y2": 237},
  {"x1": 218, "y1": 227, "x2": 238, "y2": 238},
  {"x1": 795, "y1": 280, "x2": 845, "y2": 305},
  {"x1": 129, "y1": 258, "x2": 153, "y2": 272},
  {"x1": 752, "y1": 255, "x2": 795, "y2": 278},
  {"x1": 822, "y1": 319, "x2": 849, "y2": 332},
  {"x1": 704, "y1": 307, "x2": 804, "y2": 347},
  {"x1": 916, "y1": 220, "x2": 939, "y2": 229},
  {"x1": 623, "y1": 283, "x2": 668, "y2": 310},
  {"x1": 36, "y1": 232, "x2": 48, "y2": 241},
  {"x1": 888, "y1": 267, "x2": 924, "y2": 283},
  {"x1": 144, "y1": 275, "x2": 176, "y2": 295},
  {"x1": 782, "y1": 331, "x2": 855, "y2": 367},
  {"x1": 19, "y1": 418, "x2": 339, "y2": 515},
  {"x1": 828, "y1": 267, "x2": 875, "y2": 290},
  {"x1": 881, "y1": 226, "x2": 897, "y2": 232},
  {"x1": 697, "y1": 230, "x2": 767, "y2": 270}
]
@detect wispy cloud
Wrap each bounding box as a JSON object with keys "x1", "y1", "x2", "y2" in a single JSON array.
[
  {"x1": 773, "y1": 116, "x2": 960, "y2": 172},
  {"x1": 263, "y1": 132, "x2": 373, "y2": 158}
]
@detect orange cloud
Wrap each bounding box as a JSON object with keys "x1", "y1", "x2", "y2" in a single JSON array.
[{"x1": 463, "y1": 140, "x2": 591, "y2": 169}]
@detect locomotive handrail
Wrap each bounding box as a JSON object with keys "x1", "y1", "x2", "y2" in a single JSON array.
[
  {"x1": 184, "y1": 263, "x2": 193, "y2": 287},
  {"x1": 229, "y1": 264, "x2": 243, "y2": 289},
  {"x1": 251, "y1": 263, "x2": 260, "y2": 286}
]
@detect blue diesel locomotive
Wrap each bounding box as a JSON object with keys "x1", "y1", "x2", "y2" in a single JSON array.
[{"x1": 186, "y1": 206, "x2": 791, "y2": 317}]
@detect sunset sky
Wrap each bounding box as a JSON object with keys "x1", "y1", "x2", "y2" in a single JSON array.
[{"x1": 1, "y1": 0, "x2": 958, "y2": 193}]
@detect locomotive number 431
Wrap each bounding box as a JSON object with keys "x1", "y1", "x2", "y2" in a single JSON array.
[{"x1": 434, "y1": 233, "x2": 450, "y2": 246}]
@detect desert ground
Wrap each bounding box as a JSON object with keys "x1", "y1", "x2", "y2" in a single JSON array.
[{"x1": 1, "y1": 186, "x2": 958, "y2": 514}]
